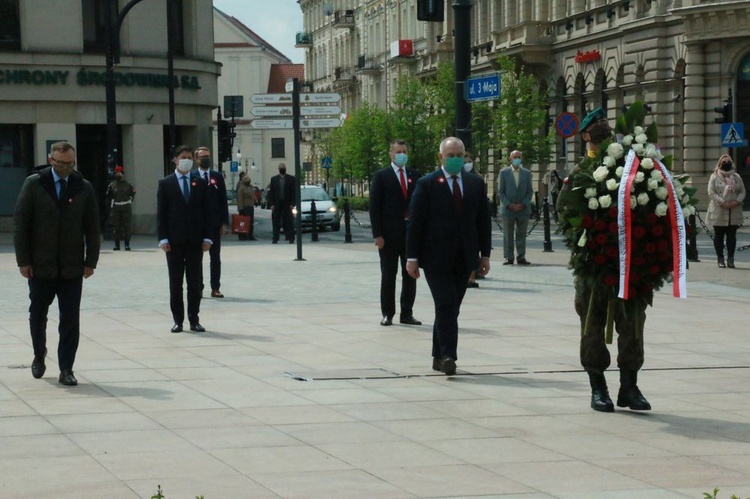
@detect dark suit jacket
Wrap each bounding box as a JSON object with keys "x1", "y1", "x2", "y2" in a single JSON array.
[
  {"x1": 406, "y1": 169, "x2": 492, "y2": 273},
  {"x1": 369, "y1": 164, "x2": 421, "y2": 241},
  {"x1": 157, "y1": 172, "x2": 211, "y2": 245},
  {"x1": 197, "y1": 169, "x2": 229, "y2": 233},
  {"x1": 266, "y1": 173, "x2": 296, "y2": 208}
]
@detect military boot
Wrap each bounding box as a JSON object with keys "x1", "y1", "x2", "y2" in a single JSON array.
[
  {"x1": 587, "y1": 370, "x2": 614, "y2": 412},
  {"x1": 113, "y1": 240, "x2": 121, "y2": 251},
  {"x1": 124, "y1": 239, "x2": 131, "y2": 251},
  {"x1": 617, "y1": 369, "x2": 651, "y2": 410}
]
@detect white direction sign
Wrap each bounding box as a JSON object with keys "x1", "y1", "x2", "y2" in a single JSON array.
[
  {"x1": 301, "y1": 118, "x2": 342, "y2": 129},
  {"x1": 300, "y1": 105, "x2": 342, "y2": 116},
  {"x1": 251, "y1": 106, "x2": 293, "y2": 117},
  {"x1": 250, "y1": 119, "x2": 293, "y2": 129},
  {"x1": 250, "y1": 93, "x2": 292, "y2": 104},
  {"x1": 301, "y1": 93, "x2": 341, "y2": 103}
]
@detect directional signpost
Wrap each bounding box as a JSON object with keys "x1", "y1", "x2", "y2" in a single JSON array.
[
  {"x1": 301, "y1": 118, "x2": 342, "y2": 129},
  {"x1": 250, "y1": 119, "x2": 293, "y2": 129},
  {"x1": 464, "y1": 73, "x2": 501, "y2": 103}
]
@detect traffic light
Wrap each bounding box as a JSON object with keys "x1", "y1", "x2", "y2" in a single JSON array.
[
  {"x1": 217, "y1": 119, "x2": 231, "y2": 163},
  {"x1": 714, "y1": 101, "x2": 731, "y2": 124},
  {"x1": 417, "y1": 0, "x2": 443, "y2": 21}
]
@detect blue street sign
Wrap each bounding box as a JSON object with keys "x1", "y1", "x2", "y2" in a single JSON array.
[
  {"x1": 721, "y1": 123, "x2": 747, "y2": 147},
  {"x1": 230, "y1": 161, "x2": 239, "y2": 172},
  {"x1": 464, "y1": 73, "x2": 501, "y2": 103},
  {"x1": 321, "y1": 156, "x2": 333, "y2": 169}
]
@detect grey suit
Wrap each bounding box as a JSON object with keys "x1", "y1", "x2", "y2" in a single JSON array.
[{"x1": 497, "y1": 165, "x2": 533, "y2": 261}]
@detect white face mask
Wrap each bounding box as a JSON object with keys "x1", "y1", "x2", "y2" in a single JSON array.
[
  {"x1": 176, "y1": 158, "x2": 193, "y2": 173},
  {"x1": 463, "y1": 162, "x2": 473, "y2": 172}
]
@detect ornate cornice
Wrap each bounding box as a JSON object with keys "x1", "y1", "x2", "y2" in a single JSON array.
[{"x1": 670, "y1": 0, "x2": 750, "y2": 42}]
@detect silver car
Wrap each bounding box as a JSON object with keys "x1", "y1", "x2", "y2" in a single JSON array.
[{"x1": 293, "y1": 185, "x2": 341, "y2": 231}]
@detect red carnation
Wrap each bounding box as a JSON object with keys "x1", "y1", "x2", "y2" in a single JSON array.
[
  {"x1": 609, "y1": 222, "x2": 619, "y2": 234},
  {"x1": 595, "y1": 220, "x2": 607, "y2": 231},
  {"x1": 651, "y1": 224, "x2": 664, "y2": 237},
  {"x1": 605, "y1": 246, "x2": 619, "y2": 259},
  {"x1": 608, "y1": 207, "x2": 618, "y2": 219},
  {"x1": 593, "y1": 254, "x2": 607, "y2": 265},
  {"x1": 657, "y1": 240, "x2": 668, "y2": 252},
  {"x1": 646, "y1": 213, "x2": 658, "y2": 225},
  {"x1": 633, "y1": 226, "x2": 646, "y2": 239},
  {"x1": 603, "y1": 275, "x2": 618, "y2": 287},
  {"x1": 586, "y1": 239, "x2": 599, "y2": 250},
  {"x1": 629, "y1": 272, "x2": 641, "y2": 283},
  {"x1": 582, "y1": 216, "x2": 594, "y2": 229},
  {"x1": 633, "y1": 255, "x2": 646, "y2": 266},
  {"x1": 596, "y1": 233, "x2": 609, "y2": 245},
  {"x1": 645, "y1": 242, "x2": 656, "y2": 254},
  {"x1": 648, "y1": 265, "x2": 660, "y2": 275}
]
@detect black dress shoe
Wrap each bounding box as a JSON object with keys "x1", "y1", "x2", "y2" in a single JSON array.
[
  {"x1": 399, "y1": 316, "x2": 422, "y2": 325},
  {"x1": 170, "y1": 324, "x2": 183, "y2": 333},
  {"x1": 58, "y1": 370, "x2": 78, "y2": 386},
  {"x1": 31, "y1": 355, "x2": 46, "y2": 379},
  {"x1": 467, "y1": 282, "x2": 479, "y2": 288},
  {"x1": 125, "y1": 244, "x2": 131, "y2": 251},
  {"x1": 432, "y1": 357, "x2": 441, "y2": 372},
  {"x1": 380, "y1": 316, "x2": 393, "y2": 326},
  {"x1": 440, "y1": 357, "x2": 457, "y2": 375},
  {"x1": 591, "y1": 389, "x2": 615, "y2": 412},
  {"x1": 502, "y1": 258, "x2": 514, "y2": 265},
  {"x1": 190, "y1": 323, "x2": 206, "y2": 332},
  {"x1": 516, "y1": 257, "x2": 531, "y2": 265}
]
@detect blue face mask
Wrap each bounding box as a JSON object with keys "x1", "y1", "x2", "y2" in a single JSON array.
[
  {"x1": 444, "y1": 157, "x2": 464, "y2": 175},
  {"x1": 512, "y1": 158, "x2": 523, "y2": 167},
  {"x1": 393, "y1": 153, "x2": 408, "y2": 167}
]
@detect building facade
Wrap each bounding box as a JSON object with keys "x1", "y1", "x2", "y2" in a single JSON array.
[
  {"x1": 0, "y1": 0, "x2": 220, "y2": 233},
  {"x1": 297, "y1": 0, "x2": 750, "y2": 206}
]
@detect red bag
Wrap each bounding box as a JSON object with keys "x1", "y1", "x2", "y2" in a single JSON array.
[{"x1": 231, "y1": 214, "x2": 251, "y2": 234}]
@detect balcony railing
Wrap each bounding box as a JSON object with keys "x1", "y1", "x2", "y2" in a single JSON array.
[
  {"x1": 356, "y1": 55, "x2": 382, "y2": 74},
  {"x1": 295, "y1": 32, "x2": 312, "y2": 47},
  {"x1": 332, "y1": 9, "x2": 355, "y2": 28},
  {"x1": 334, "y1": 66, "x2": 356, "y2": 86}
]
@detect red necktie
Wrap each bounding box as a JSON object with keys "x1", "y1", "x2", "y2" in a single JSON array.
[
  {"x1": 398, "y1": 168, "x2": 407, "y2": 199},
  {"x1": 451, "y1": 175, "x2": 462, "y2": 210}
]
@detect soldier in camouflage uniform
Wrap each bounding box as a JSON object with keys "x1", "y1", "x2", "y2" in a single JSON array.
[
  {"x1": 106, "y1": 166, "x2": 136, "y2": 251},
  {"x1": 558, "y1": 108, "x2": 651, "y2": 413}
]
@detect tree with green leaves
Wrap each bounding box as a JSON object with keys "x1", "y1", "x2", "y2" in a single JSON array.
[{"x1": 390, "y1": 74, "x2": 438, "y2": 173}]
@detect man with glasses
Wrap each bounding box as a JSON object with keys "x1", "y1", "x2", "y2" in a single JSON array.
[{"x1": 14, "y1": 141, "x2": 101, "y2": 387}]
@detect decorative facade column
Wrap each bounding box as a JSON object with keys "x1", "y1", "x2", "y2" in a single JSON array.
[{"x1": 682, "y1": 43, "x2": 706, "y2": 178}]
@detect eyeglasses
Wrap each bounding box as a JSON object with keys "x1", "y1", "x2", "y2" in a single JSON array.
[{"x1": 51, "y1": 158, "x2": 76, "y2": 168}]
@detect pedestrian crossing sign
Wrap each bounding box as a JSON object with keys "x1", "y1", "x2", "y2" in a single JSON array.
[{"x1": 721, "y1": 123, "x2": 746, "y2": 147}]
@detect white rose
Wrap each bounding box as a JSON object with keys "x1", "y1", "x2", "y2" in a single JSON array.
[
  {"x1": 645, "y1": 145, "x2": 658, "y2": 158},
  {"x1": 640, "y1": 158, "x2": 654, "y2": 170},
  {"x1": 598, "y1": 195, "x2": 612, "y2": 208},
  {"x1": 682, "y1": 194, "x2": 690, "y2": 205},
  {"x1": 603, "y1": 156, "x2": 616, "y2": 168},
  {"x1": 621, "y1": 135, "x2": 633, "y2": 147},
  {"x1": 686, "y1": 205, "x2": 696, "y2": 216},
  {"x1": 607, "y1": 143, "x2": 624, "y2": 159},
  {"x1": 630, "y1": 195, "x2": 637, "y2": 208},
  {"x1": 593, "y1": 166, "x2": 610, "y2": 182},
  {"x1": 615, "y1": 166, "x2": 624, "y2": 178},
  {"x1": 635, "y1": 133, "x2": 648, "y2": 144},
  {"x1": 655, "y1": 202, "x2": 668, "y2": 217},
  {"x1": 675, "y1": 185, "x2": 684, "y2": 197},
  {"x1": 577, "y1": 231, "x2": 588, "y2": 247},
  {"x1": 588, "y1": 198, "x2": 600, "y2": 210},
  {"x1": 655, "y1": 186, "x2": 669, "y2": 200},
  {"x1": 606, "y1": 178, "x2": 619, "y2": 191},
  {"x1": 633, "y1": 144, "x2": 645, "y2": 155},
  {"x1": 637, "y1": 192, "x2": 650, "y2": 205},
  {"x1": 584, "y1": 187, "x2": 597, "y2": 199},
  {"x1": 634, "y1": 171, "x2": 645, "y2": 183},
  {"x1": 634, "y1": 126, "x2": 645, "y2": 135},
  {"x1": 647, "y1": 179, "x2": 659, "y2": 191},
  {"x1": 650, "y1": 169, "x2": 663, "y2": 181}
]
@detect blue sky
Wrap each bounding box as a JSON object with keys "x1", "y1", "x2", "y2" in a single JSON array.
[{"x1": 213, "y1": 0, "x2": 305, "y2": 64}]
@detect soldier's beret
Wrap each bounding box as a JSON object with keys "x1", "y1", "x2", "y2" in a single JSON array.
[
  {"x1": 115, "y1": 165, "x2": 124, "y2": 173},
  {"x1": 580, "y1": 107, "x2": 607, "y2": 133}
]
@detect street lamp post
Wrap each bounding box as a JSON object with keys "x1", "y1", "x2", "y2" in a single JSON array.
[{"x1": 452, "y1": 0, "x2": 472, "y2": 150}]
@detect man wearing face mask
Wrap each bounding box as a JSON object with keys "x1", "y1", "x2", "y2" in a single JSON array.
[
  {"x1": 369, "y1": 139, "x2": 423, "y2": 326},
  {"x1": 195, "y1": 147, "x2": 229, "y2": 298},
  {"x1": 157, "y1": 145, "x2": 213, "y2": 333},
  {"x1": 498, "y1": 150, "x2": 533, "y2": 265},
  {"x1": 267, "y1": 163, "x2": 296, "y2": 244},
  {"x1": 14, "y1": 141, "x2": 101, "y2": 386},
  {"x1": 105, "y1": 165, "x2": 135, "y2": 251},
  {"x1": 406, "y1": 137, "x2": 492, "y2": 375}
]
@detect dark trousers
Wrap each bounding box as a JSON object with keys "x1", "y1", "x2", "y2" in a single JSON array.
[
  {"x1": 208, "y1": 232, "x2": 221, "y2": 291},
  {"x1": 424, "y1": 258, "x2": 469, "y2": 360},
  {"x1": 112, "y1": 205, "x2": 132, "y2": 241},
  {"x1": 272, "y1": 204, "x2": 294, "y2": 242},
  {"x1": 574, "y1": 278, "x2": 646, "y2": 373},
  {"x1": 713, "y1": 225, "x2": 739, "y2": 258},
  {"x1": 28, "y1": 276, "x2": 83, "y2": 372},
  {"x1": 378, "y1": 233, "x2": 416, "y2": 319},
  {"x1": 166, "y1": 242, "x2": 203, "y2": 325}
]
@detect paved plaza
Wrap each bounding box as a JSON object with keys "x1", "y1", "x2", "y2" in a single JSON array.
[{"x1": 1, "y1": 209, "x2": 749, "y2": 498}]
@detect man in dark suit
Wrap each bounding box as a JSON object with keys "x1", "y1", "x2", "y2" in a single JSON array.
[
  {"x1": 406, "y1": 137, "x2": 492, "y2": 375},
  {"x1": 157, "y1": 145, "x2": 212, "y2": 333},
  {"x1": 195, "y1": 146, "x2": 229, "y2": 298},
  {"x1": 369, "y1": 139, "x2": 422, "y2": 326},
  {"x1": 266, "y1": 163, "x2": 296, "y2": 243},
  {"x1": 14, "y1": 141, "x2": 101, "y2": 386}
]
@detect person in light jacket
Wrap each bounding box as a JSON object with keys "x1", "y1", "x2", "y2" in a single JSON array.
[{"x1": 707, "y1": 154, "x2": 745, "y2": 268}]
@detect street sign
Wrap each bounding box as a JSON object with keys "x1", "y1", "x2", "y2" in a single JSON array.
[
  {"x1": 230, "y1": 161, "x2": 239, "y2": 172},
  {"x1": 250, "y1": 93, "x2": 293, "y2": 104},
  {"x1": 301, "y1": 93, "x2": 341, "y2": 103},
  {"x1": 555, "y1": 112, "x2": 579, "y2": 138},
  {"x1": 223, "y1": 95, "x2": 244, "y2": 118},
  {"x1": 464, "y1": 73, "x2": 501, "y2": 102},
  {"x1": 321, "y1": 156, "x2": 333, "y2": 169},
  {"x1": 300, "y1": 105, "x2": 342, "y2": 116},
  {"x1": 251, "y1": 106, "x2": 293, "y2": 117},
  {"x1": 301, "y1": 118, "x2": 342, "y2": 129},
  {"x1": 250, "y1": 119, "x2": 293, "y2": 129},
  {"x1": 721, "y1": 122, "x2": 747, "y2": 147}
]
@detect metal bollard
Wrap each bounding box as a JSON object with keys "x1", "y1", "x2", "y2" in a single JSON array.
[
  {"x1": 310, "y1": 200, "x2": 319, "y2": 242},
  {"x1": 344, "y1": 198, "x2": 353, "y2": 243},
  {"x1": 542, "y1": 197, "x2": 553, "y2": 252},
  {"x1": 687, "y1": 214, "x2": 700, "y2": 262},
  {"x1": 534, "y1": 191, "x2": 540, "y2": 220}
]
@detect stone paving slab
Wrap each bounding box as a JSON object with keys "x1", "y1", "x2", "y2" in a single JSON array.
[{"x1": 0, "y1": 210, "x2": 749, "y2": 498}]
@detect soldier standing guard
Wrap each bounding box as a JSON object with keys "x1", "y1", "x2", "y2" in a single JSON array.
[{"x1": 106, "y1": 165, "x2": 136, "y2": 251}]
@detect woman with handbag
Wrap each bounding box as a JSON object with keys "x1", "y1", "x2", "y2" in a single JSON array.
[
  {"x1": 707, "y1": 154, "x2": 745, "y2": 268},
  {"x1": 237, "y1": 176, "x2": 257, "y2": 241}
]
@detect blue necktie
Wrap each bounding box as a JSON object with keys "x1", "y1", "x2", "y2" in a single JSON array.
[
  {"x1": 182, "y1": 175, "x2": 189, "y2": 202},
  {"x1": 58, "y1": 178, "x2": 68, "y2": 201}
]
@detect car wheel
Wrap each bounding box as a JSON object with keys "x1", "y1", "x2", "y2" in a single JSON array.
[{"x1": 332, "y1": 222, "x2": 341, "y2": 232}]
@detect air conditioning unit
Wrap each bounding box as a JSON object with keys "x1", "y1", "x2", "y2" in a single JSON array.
[{"x1": 390, "y1": 39, "x2": 413, "y2": 58}]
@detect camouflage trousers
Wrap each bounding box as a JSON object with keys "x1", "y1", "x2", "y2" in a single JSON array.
[
  {"x1": 112, "y1": 205, "x2": 132, "y2": 241},
  {"x1": 574, "y1": 277, "x2": 646, "y2": 373}
]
